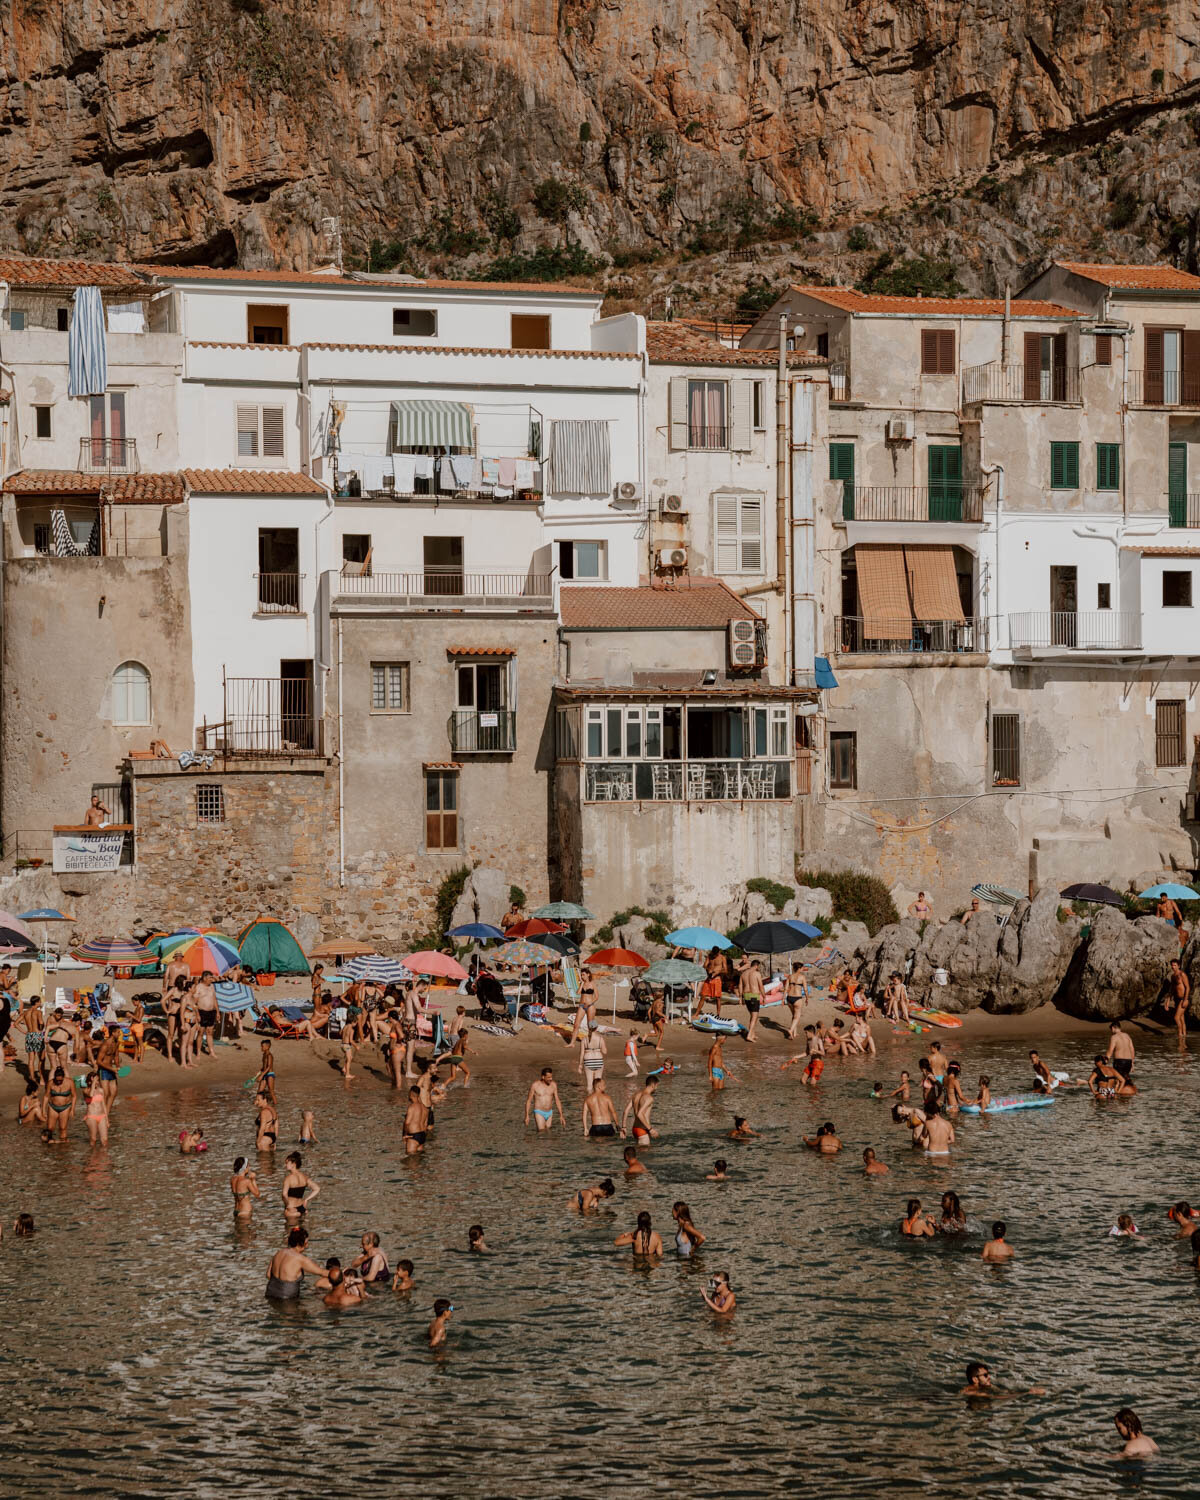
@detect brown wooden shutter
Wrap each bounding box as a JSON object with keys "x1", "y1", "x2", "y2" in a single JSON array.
[
  {"x1": 1095, "y1": 333, "x2": 1112, "y2": 366},
  {"x1": 1023, "y1": 333, "x2": 1040, "y2": 400},
  {"x1": 921, "y1": 330, "x2": 938, "y2": 374},
  {"x1": 1146, "y1": 327, "x2": 1164, "y2": 404},
  {"x1": 1052, "y1": 331, "x2": 1068, "y2": 400},
  {"x1": 1155, "y1": 699, "x2": 1185, "y2": 767},
  {"x1": 937, "y1": 329, "x2": 955, "y2": 374},
  {"x1": 1183, "y1": 330, "x2": 1200, "y2": 405}
]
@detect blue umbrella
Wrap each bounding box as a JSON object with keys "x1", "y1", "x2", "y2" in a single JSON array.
[
  {"x1": 783, "y1": 919, "x2": 823, "y2": 940},
  {"x1": 447, "y1": 923, "x2": 505, "y2": 941},
  {"x1": 1139, "y1": 883, "x2": 1200, "y2": 900},
  {"x1": 665, "y1": 926, "x2": 732, "y2": 949},
  {"x1": 215, "y1": 981, "x2": 258, "y2": 1013}
]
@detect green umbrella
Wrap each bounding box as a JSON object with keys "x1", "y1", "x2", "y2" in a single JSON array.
[
  {"x1": 644, "y1": 958, "x2": 706, "y2": 985},
  {"x1": 531, "y1": 902, "x2": 594, "y2": 921}
]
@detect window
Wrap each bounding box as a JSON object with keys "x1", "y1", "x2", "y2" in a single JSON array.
[
  {"x1": 1096, "y1": 442, "x2": 1120, "y2": 491},
  {"x1": 56, "y1": 307, "x2": 68, "y2": 332},
  {"x1": 88, "y1": 391, "x2": 127, "y2": 463},
  {"x1": 9, "y1": 309, "x2": 25, "y2": 331},
  {"x1": 34, "y1": 405, "x2": 51, "y2": 438},
  {"x1": 237, "y1": 403, "x2": 286, "y2": 460},
  {"x1": 1097, "y1": 582, "x2": 1111, "y2": 610},
  {"x1": 714, "y1": 494, "x2": 763, "y2": 573},
  {"x1": 1050, "y1": 441, "x2": 1080, "y2": 489},
  {"x1": 342, "y1": 534, "x2": 371, "y2": 573},
  {"x1": 370, "y1": 661, "x2": 410, "y2": 713},
  {"x1": 558, "y1": 540, "x2": 607, "y2": 580},
  {"x1": 1144, "y1": 326, "x2": 1200, "y2": 404},
  {"x1": 511, "y1": 314, "x2": 551, "y2": 350},
  {"x1": 1163, "y1": 570, "x2": 1193, "y2": 608},
  {"x1": 247, "y1": 304, "x2": 289, "y2": 344},
  {"x1": 991, "y1": 713, "x2": 1021, "y2": 786},
  {"x1": 829, "y1": 731, "x2": 857, "y2": 789},
  {"x1": 393, "y1": 308, "x2": 437, "y2": 337},
  {"x1": 455, "y1": 660, "x2": 507, "y2": 711},
  {"x1": 920, "y1": 329, "x2": 955, "y2": 375},
  {"x1": 1155, "y1": 700, "x2": 1186, "y2": 767},
  {"x1": 1095, "y1": 333, "x2": 1112, "y2": 365},
  {"x1": 685, "y1": 379, "x2": 728, "y2": 449},
  {"x1": 34, "y1": 523, "x2": 50, "y2": 555},
  {"x1": 830, "y1": 442, "x2": 855, "y2": 518},
  {"x1": 751, "y1": 379, "x2": 766, "y2": 430},
  {"x1": 426, "y1": 770, "x2": 458, "y2": 849},
  {"x1": 196, "y1": 784, "x2": 226, "y2": 824},
  {"x1": 111, "y1": 661, "x2": 151, "y2": 726}
]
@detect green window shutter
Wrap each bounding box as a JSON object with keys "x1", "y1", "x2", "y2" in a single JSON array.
[
  {"x1": 928, "y1": 444, "x2": 963, "y2": 520},
  {"x1": 1050, "y1": 441, "x2": 1079, "y2": 489},
  {"x1": 830, "y1": 443, "x2": 854, "y2": 519},
  {"x1": 1050, "y1": 443, "x2": 1063, "y2": 488},
  {"x1": 1096, "y1": 443, "x2": 1120, "y2": 490},
  {"x1": 1169, "y1": 441, "x2": 1188, "y2": 526},
  {"x1": 1065, "y1": 442, "x2": 1079, "y2": 488}
]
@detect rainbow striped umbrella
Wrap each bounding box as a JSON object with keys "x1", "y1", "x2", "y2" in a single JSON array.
[
  {"x1": 493, "y1": 939, "x2": 558, "y2": 968},
  {"x1": 72, "y1": 935, "x2": 158, "y2": 965},
  {"x1": 158, "y1": 927, "x2": 241, "y2": 977}
]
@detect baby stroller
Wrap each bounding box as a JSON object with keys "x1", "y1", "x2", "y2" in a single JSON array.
[
  {"x1": 474, "y1": 971, "x2": 508, "y2": 1025},
  {"x1": 630, "y1": 979, "x2": 652, "y2": 1024}
]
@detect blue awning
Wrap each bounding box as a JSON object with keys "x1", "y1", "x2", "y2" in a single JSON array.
[{"x1": 814, "y1": 655, "x2": 838, "y2": 690}]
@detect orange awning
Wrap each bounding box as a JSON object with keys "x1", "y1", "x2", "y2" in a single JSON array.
[
  {"x1": 904, "y1": 545, "x2": 965, "y2": 622},
  {"x1": 855, "y1": 545, "x2": 912, "y2": 640}
]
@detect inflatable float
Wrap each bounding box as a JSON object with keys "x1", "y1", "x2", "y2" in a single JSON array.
[
  {"x1": 909, "y1": 1008, "x2": 963, "y2": 1029},
  {"x1": 691, "y1": 1014, "x2": 744, "y2": 1036},
  {"x1": 960, "y1": 1093, "x2": 1054, "y2": 1115}
]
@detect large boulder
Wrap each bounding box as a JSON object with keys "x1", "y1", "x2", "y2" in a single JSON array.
[
  {"x1": 1056, "y1": 909, "x2": 1178, "y2": 1021},
  {"x1": 605, "y1": 913, "x2": 672, "y2": 963},
  {"x1": 449, "y1": 866, "x2": 513, "y2": 931},
  {"x1": 782, "y1": 888, "x2": 834, "y2": 924},
  {"x1": 831, "y1": 920, "x2": 870, "y2": 960},
  {"x1": 907, "y1": 913, "x2": 1003, "y2": 1012},
  {"x1": 856, "y1": 918, "x2": 924, "y2": 995},
  {"x1": 698, "y1": 883, "x2": 833, "y2": 937},
  {"x1": 989, "y1": 887, "x2": 1083, "y2": 1014}
]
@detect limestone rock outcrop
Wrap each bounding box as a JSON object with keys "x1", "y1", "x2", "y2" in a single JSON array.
[{"x1": 1056, "y1": 910, "x2": 1179, "y2": 1021}]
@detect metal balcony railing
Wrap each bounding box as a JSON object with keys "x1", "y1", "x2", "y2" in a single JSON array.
[
  {"x1": 197, "y1": 674, "x2": 322, "y2": 758},
  {"x1": 583, "y1": 759, "x2": 792, "y2": 802},
  {"x1": 841, "y1": 485, "x2": 983, "y2": 523},
  {"x1": 1008, "y1": 611, "x2": 1141, "y2": 651},
  {"x1": 79, "y1": 437, "x2": 138, "y2": 472},
  {"x1": 686, "y1": 425, "x2": 730, "y2": 451},
  {"x1": 1129, "y1": 370, "x2": 1200, "y2": 407},
  {"x1": 448, "y1": 709, "x2": 517, "y2": 754},
  {"x1": 254, "y1": 571, "x2": 304, "y2": 613},
  {"x1": 962, "y1": 362, "x2": 1081, "y2": 404},
  {"x1": 1169, "y1": 493, "x2": 1200, "y2": 528},
  {"x1": 828, "y1": 362, "x2": 851, "y2": 402},
  {"x1": 335, "y1": 571, "x2": 554, "y2": 607},
  {"x1": 835, "y1": 616, "x2": 989, "y2": 655}
]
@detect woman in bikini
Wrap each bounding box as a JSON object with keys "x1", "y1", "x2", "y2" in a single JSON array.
[
  {"x1": 128, "y1": 998, "x2": 146, "y2": 1063},
  {"x1": 614, "y1": 1210, "x2": 663, "y2": 1258},
  {"x1": 18, "y1": 1079, "x2": 44, "y2": 1127},
  {"x1": 281, "y1": 1151, "x2": 320, "y2": 1220},
  {"x1": 672, "y1": 1201, "x2": 706, "y2": 1257},
  {"x1": 707, "y1": 1036, "x2": 730, "y2": 1091},
  {"x1": 785, "y1": 963, "x2": 809, "y2": 1039},
  {"x1": 900, "y1": 1198, "x2": 936, "y2": 1237},
  {"x1": 42, "y1": 1067, "x2": 76, "y2": 1142},
  {"x1": 348, "y1": 1231, "x2": 392, "y2": 1282},
  {"x1": 84, "y1": 1072, "x2": 109, "y2": 1146},
  {"x1": 578, "y1": 1024, "x2": 607, "y2": 1089},
  {"x1": 231, "y1": 1156, "x2": 261, "y2": 1220},
  {"x1": 569, "y1": 1178, "x2": 615, "y2": 1214}
]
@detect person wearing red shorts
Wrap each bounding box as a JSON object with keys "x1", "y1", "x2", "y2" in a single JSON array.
[{"x1": 782, "y1": 1025, "x2": 825, "y2": 1085}]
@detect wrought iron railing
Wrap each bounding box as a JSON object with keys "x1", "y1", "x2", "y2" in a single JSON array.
[
  {"x1": 78, "y1": 437, "x2": 139, "y2": 471},
  {"x1": 841, "y1": 485, "x2": 983, "y2": 523},
  {"x1": 198, "y1": 675, "x2": 323, "y2": 757},
  {"x1": 962, "y1": 362, "x2": 1081, "y2": 404},
  {"x1": 1129, "y1": 370, "x2": 1200, "y2": 407},
  {"x1": 334, "y1": 571, "x2": 554, "y2": 606},
  {"x1": 448, "y1": 709, "x2": 517, "y2": 754},
  {"x1": 583, "y1": 759, "x2": 792, "y2": 802},
  {"x1": 1169, "y1": 492, "x2": 1200, "y2": 528},
  {"x1": 828, "y1": 362, "x2": 851, "y2": 402},
  {"x1": 254, "y1": 571, "x2": 304, "y2": 613},
  {"x1": 1008, "y1": 611, "x2": 1141, "y2": 651},
  {"x1": 686, "y1": 425, "x2": 730, "y2": 451},
  {"x1": 835, "y1": 616, "x2": 989, "y2": 654}
]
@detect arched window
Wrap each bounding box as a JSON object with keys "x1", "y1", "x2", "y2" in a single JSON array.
[{"x1": 112, "y1": 661, "x2": 151, "y2": 726}]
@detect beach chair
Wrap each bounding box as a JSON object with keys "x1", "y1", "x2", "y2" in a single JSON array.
[
  {"x1": 560, "y1": 957, "x2": 581, "y2": 1010},
  {"x1": 431, "y1": 1014, "x2": 452, "y2": 1056},
  {"x1": 260, "y1": 1007, "x2": 306, "y2": 1040}
]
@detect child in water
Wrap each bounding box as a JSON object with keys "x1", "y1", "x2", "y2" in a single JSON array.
[
  {"x1": 391, "y1": 1259, "x2": 415, "y2": 1292},
  {"x1": 1109, "y1": 1214, "x2": 1140, "y2": 1237},
  {"x1": 299, "y1": 1110, "x2": 318, "y2": 1144},
  {"x1": 706, "y1": 1158, "x2": 729, "y2": 1181},
  {"x1": 428, "y1": 1299, "x2": 454, "y2": 1348}
]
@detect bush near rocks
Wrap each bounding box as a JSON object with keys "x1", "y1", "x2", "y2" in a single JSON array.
[{"x1": 797, "y1": 869, "x2": 898, "y2": 936}]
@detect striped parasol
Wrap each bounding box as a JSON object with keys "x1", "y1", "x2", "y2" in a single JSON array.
[
  {"x1": 335, "y1": 954, "x2": 413, "y2": 984},
  {"x1": 971, "y1": 884, "x2": 1026, "y2": 907},
  {"x1": 493, "y1": 939, "x2": 559, "y2": 968},
  {"x1": 158, "y1": 927, "x2": 242, "y2": 977},
  {"x1": 72, "y1": 935, "x2": 158, "y2": 965},
  {"x1": 215, "y1": 981, "x2": 258, "y2": 1012}
]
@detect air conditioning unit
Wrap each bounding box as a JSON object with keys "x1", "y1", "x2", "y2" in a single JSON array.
[
  {"x1": 728, "y1": 617, "x2": 757, "y2": 667},
  {"x1": 614, "y1": 480, "x2": 643, "y2": 502},
  {"x1": 657, "y1": 546, "x2": 688, "y2": 568},
  {"x1": 886, "y1": 417, "x2": 915, "y2": 441},
  {"x1": 663, "y1": 493, "x2": 685, "y2": 513}
]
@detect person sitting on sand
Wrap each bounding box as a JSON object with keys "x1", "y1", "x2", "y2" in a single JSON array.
[
  {"x1": 862, "y1": 1148, "x2": 888, "y2": 1175},
  {"x1": 571, "y1": 1179, "x2": 616, "y2": 1214},
  {"x1": 981, "y1": 1220, "x2": 1014, "y2": 1261},
  {"x1": 901, "y1": 1198, "x2": 936, "y2": 1237},
  {"x1": 883, "y1": 972, "x2": 910, "y2": 1024},
  {"x1": 1113, "y1": 1408, "x2": 1158, "y2": 1459}
]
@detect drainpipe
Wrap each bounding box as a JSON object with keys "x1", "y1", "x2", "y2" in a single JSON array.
[
  {"x1": 776, "y1": 315, "x2": 789, "y2": 677},
  {"x1": 337, "y1": 611, "x2": 345, "y2": 887},
  {"x1": 981, "y1": 462, "x2": 1003, "y2": 647},
  {"x1": 1002, "y1": 283, "x2": 1010, "y2": 367},
  {"x1": 1120, "y1": 326, "x2": 1130, "y2": 522}
]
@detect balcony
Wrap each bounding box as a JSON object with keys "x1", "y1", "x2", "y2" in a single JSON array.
[
  {"x1": 79, "y1": 437, "x2": 139, "y2": 472},
  {"x1": 828, "y1": 362, "x2": 851, "y2": 403},
  {"x1": 197, "y1": 675, "x2": 323, "y2": 758},
  {"x1": 1169, "y1": 493, "x2": 1200, "y2": 528},
  {"x1": 1129, "y1": 370, "x2": 1200, "y2": 408},
  {"x1": 254, "y1": 571, "x2": 304, "y2": 615},
  {"x1": 841, "y1": 485, "x2": 983, "y2": 524},
  {"x1": 1008, "y1": 611, "x2": 1141, "y2": 653},
  {"x1": 685, "y1": 425, "x2": 730, "y2": 451},
  {"x1": 962, "y1": 362, "x2": 1081, "y2": 404},
  {"x1": 334, "y1": 570, "x2": 555, "y2": 611},
  {"x1": 449, "y1": 709, "x2": 517, "y2": 755},
  {"x1": 835, "y1": 616, "x2": 989, "y2": 655},
  {"x1": 584, "y1": 759, "x2": 792, "y2": 802}
]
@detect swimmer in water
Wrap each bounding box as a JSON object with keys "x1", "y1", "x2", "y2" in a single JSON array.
[
  {"x1": 231, "y1": 1156, "x2": 261, "y2": 1220},
  {"x1": 623, "y1": 1144, "x2": 647, "y2": 1178},
  {"x1": 1109, "y1": 1213, "x2": 1140, "y2": 1237},
  {"x1": 889, "y1": 1071, "x2": 912, "y2": 1102},
  {"x1": 707, "y1": 1158, "x2": 729, "y2": 1181},
  {"x1": 702, "y1": 1271, "x2": 736, "y2": 1314},
  {"x1": 179, "y1": 1127, "x2": 205, "y2": 1155},
  {"x1": 265, "y1": 1226, "x2": 325, "y2": 1301},
  {"x1": 525, "y1": 1067, "x2": 565, "y2": 1132},
  {"x1": 729, "y1": 1115, "x2": 759, "y2": 1140},
  {"x1": 862, "y1": 1148, "x2": 889, "y2": 1175},
  {"x1": 917, "y1": 1100, "x2": 955, "y2": 1155},
  {"x1": 583, "y1": 1078, "x2": 620, "y2": 1139},
  {"x1": 1113, "y1": 1408, "x2": 1158, "y2": 1459},
  {"x1": 803, "y1": 1122, "x2": 841, "y2": 1153},
  {"x1": 1191, "y1": 1228, "x2": 1200, "y2": 1268},
  {"x1": 900, "y1": 1198, "x2": 936, "y2": 1237},
  {"x1": 428, "y1": 1299, "x2": 454, "y2": 1348},
  {"x1": 391, "y1": 1259, "x2": 415, "y2": 1293},
  {"x1": 960, "y1": 1362, "x2": 1045, "y2": 1398},
  {"x1": 467, "y1": 1224, "x2": 489, "y2": 1253},
  {"x1": 403, "y1": 1086, "x2": 429, "y2": 1155},
  {"x1": 981, "y1": 1220, "x2": 1014, "y2": 1261},
  {"x1": 323, "y1": 1266, "x2": 369, "y2": 1309},
  {"x1": 621, "y1": 1077, "x2": 659, "y2": 1144},
  {"x1": 672, "y1": 1201, "x2": 705, "y2": 1257},
  {"x1": 614, "y1": 1210, "x2": 663, "y2": 1258},
  {"x1": 349, "y1": 1232, "x2": 391, "y2": 1284},
  {"x1": 1168, "y1": 1201, "x2": 1200, "y2": 1237},
  {"x1": 13, "y1": 1213, "x2": 35, "y2": 1237},
  {"x1": 281, "y1": 1152, "x2": 320, "y2": 1219},
  {"x1": 971, "y1": 1076, "x2": 992, "y2": 1112},
  {"x1": 571, "y1": 1178, "x2": 616, "y2": 1214},
  {"x1": 942, "y1": 1063, "x2": 966, "y2": 1115},
  {"x1": 707, "y1": 1037, "x2": 731, "y2": 1091},
  {"x1": 939, "y1": 1191, "x2": 966, "y2": 1233},
  {"x1": 299, "y1": 1110, "x2": 318, "y2": 1144}
]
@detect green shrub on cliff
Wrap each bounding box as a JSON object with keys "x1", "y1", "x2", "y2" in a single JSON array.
[{"x1": 796, "y1": 869, "x2": 898, "y2": 936}]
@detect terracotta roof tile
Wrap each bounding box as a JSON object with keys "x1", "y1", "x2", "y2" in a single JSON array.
[
  {"x1": 1056, "y1": 262, "x2": 1200, "y2": 291},
  {"x1": 144, "y1": 264, "x2": 600, "y2": 297},
  {"x1": 0, "y1": 255, "x2": 152, "y2": 291},
  {"x1": 422, "y1": 762, "x2": 463, "y2": 770},
  {"x1": 646, "y1": 321, "x2": 823, "y2": 367},
  {"x1": 3, "y1": 469, "x2": 184, "y2": 502},
  {"x1": 560, "y1": 578, "x2": 760, "y2": 630},
  {"x1": 445, "y1": 645, "x2": 516, "y2": 656},
  {"x1": 556, "y1": 683, "x2": 805, "y2": 700},
  {"x1": 1123, "y1": 545, "x2": 1200, "y2": 556},
  {"x1": 183, "y1": 468, "x2": 326, "y2": 495},
  {"x1": 789, "y1": 285, "x2": 1078, "y2": 318},
  {"x1": 305, "y1": 341, "x2": 633, "y2": 361}
]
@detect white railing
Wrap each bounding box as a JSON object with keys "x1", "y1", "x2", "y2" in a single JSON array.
[{"x1": 1008, "y1": 611, "x2": 1141, "y2": 651}]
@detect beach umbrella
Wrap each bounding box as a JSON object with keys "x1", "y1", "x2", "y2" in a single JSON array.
[
  {"x1": 0, "y1": 910, "x2": 37, "y2": 950},
  {"x1": 531, "y1": 902, "x2": 594, "y2": 921},
  {"x1": 782, "y1": 919, "x2": 823, "y2": 940},
  {"x1": 158, "y1": 927, "x2": 241, "y2": 977},
  {"x1": 505, "y1": 917, "x2": 567, "y2": 938},
  {"x1": 590, "y1": 947, "x2": 650, "y2": 1022},
  {"x1": 1139, "y1": 882, "x2": 1200, "y2": 900},
  {"x1": 71, "y1": 935, "x2": 158, "y2": 966},
  {"x1": 733, "y1": 920, "x2": 817, "y2": 953},
  {"x1": 336, "y1": 954, "x2": 413, "y2": 985},
  {"x1": 215, "y1": 981, "x2": 258, "y2": 1013},
  {"x1": 530, "y1": 932, "x2": 579, "y2": 957},
  {"x1": 1060, "y1": 883, "x2": 1124, "y2": 907},
  {"x1": 644, "y1": 958, "x2": 706, "y2": 985},
  {"x1": 492, "y1": 940, "x2": 557, "y2": 969},
  {"x1": 307, "y1": 939, "x2": 376, "y2": 962},
  {"x1": 237, "y1": 916, "x2": 311, "y2": 975},
  {"x1": 402, "y1": 950, "x2": 468, "y2": 981},
  {"x1": 971, "y1": 884, "x2": 1025, "y2": 906},
  {"x1": 447, "y1": 923, "x2": 506, "y2": 941},
  {"x1": 665, "y1": 925, "x2": 732, "y2": 950},
  {"x1": 18, "y1": 907, "x2": 75, "y2": 958}
]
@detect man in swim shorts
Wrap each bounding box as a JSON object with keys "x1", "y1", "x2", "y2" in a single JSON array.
[
  {"x1": 782, "y1": 1025, "x2": 824, "y2": 1083},
  {"x1": 917, "y1": 1100, "x2": 955, "y2": 1155},
  {"x1": 96, "y1": 1025, "x2": 122, "y2": 1113},
  {"x1": 1105, "y1": 1021, "x2": 1136, "y2": 1081},
  {"x1": 582, "y1": 1078, "x2": 620, "y2": 1138},
  {"x1": 403, "y1": 1086, "x2": 429, "y2": 1155},
  {"x1": 524, "y1": 1067, "x2": 564, "y2": 1131},
  {"x1": 621, "y1": 1076, "x2": 659, "y2": 1142}
]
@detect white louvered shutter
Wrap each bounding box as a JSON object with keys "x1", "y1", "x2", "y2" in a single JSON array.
[
  {"x1": 237, "y1": 404, "x2": 260, "y2": 458},
  {"x1": 669, "y1": 376, "x2": 688, "y2": 450},
  {"x1": 739, "y1": 496, "x2": 763, "y2": 571},
  {"x1": 731, "y1": 378, "x2": 753, "y2": 450},
  {"x1": 715, "y1": 494, "x2": 740, "y2": 573},
  {"x1": 261, "y1": 405, "x2": 285, "y2": 458}
]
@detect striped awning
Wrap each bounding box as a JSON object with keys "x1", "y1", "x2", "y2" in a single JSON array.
[
  {"x1": 391, "y1": 399, "x2": 473, "y2": 449},
  {"x1": 855, "y1": 545, "x2": 911, "y2": 641},
  {"x1": 904, "y1": 545, "x2": 965, "y2": 622}
]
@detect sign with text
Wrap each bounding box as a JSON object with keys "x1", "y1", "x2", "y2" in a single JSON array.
[
  {"x1": 53, "y1": 831, "x2": 128, "y2": 873},
  {"x1": 478, "y1": 712, "x2": 499, "y2": 728}
]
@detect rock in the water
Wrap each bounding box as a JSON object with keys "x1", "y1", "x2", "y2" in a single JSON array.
[
  {"x1": 1056, "y1": 909, "x2": 1178, "y2": 1021},
  {"x1": 989, "y1": 887, "x2": 1082, "y2": 1014}
]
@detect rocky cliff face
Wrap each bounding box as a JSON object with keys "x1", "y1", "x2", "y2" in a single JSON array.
[{"x1": 1, "y1": 0, "x2": 1199, "y2": 296}]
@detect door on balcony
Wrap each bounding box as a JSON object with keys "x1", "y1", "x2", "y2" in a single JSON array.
[
  {"x1": 1023, "y1": 333, "x2": 1068, "y2": 401},
  {"x1": 455, "y1": 661, "x2": 509, "y2": 751},
  {"x1": 88, "y1": 391, "x2": 127, "y2": 468},
  {"x1": 280, "y1": 659, "x2": 314, "y2": 750},
  {"x1": 424, "y1": 536, "x2": 463, "y2": 597},
  {"x1": 1050, "y1": 565, "x2": 1077, "y2": 647},
  {"x1": 1169, "y1": 442, "x2": 1188, "y2": 527},
  {"x1": 258, "y1": 527, "x2": 300, "y2": 612},
  {"x1": 927, "y1": 445, "x2": 963, "y2": 520},
  {"x1": 830, "y1": 443, "x2": 854, "y2": 519}
]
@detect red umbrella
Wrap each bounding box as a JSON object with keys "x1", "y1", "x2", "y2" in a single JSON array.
[
  {"x1": 507, "y1": 917, "x2": 567, "y2": 938},
  {"x1": 588, "y1": 948, "x2": 649, "y2": 968}
]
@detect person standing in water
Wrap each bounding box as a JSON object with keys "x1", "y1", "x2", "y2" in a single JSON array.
[
  {"x1": 83, "y1": 1072, "x2": 109, "y2": 1146},
  {"x1": 981, "y1": 1221, "x2": 1014, "y2": 1261},
  {"x1": 42, "y1": 1067, "x2": 76, "y2": 1142},
  {"x1": 582, "y1": 1078, "x2": 620, "y2": 1138},
  {"x1": 281, "y1": 1152, "x2": 320, "y2": 1219},
  {"x1": 1166, "y1": 958, "x2": 1190, "y2": 1047},
  {"x1": 621, "y1": 1076, "x2": 659, "y2": 1143},
  {"x1": 702, "y1": 1272, "x2": 736, "y2": 1314},
  {"x1": 739, "y1": 960, "x2": 765, "y2": 1042},
  {"x1": 428, "y1": 1299, "x2": 454, "y2": 1348},
  {"x1": 524, "y1": 1067, "x2": 565, "y2": 1132},
  {"x1": 265, "y1": 1226, "x2": 325, "y2": 1300},
  {"x1": 614, "y1": 1210, "x2": 663, "y2": 1257},
  {"x1": 707, "y1": 1036, "x2": 731, "y2": 1091},
  {"x1": 1105, "y1": 1022, "x2": 1136, "y2": 1083},
  {"x1": 1113, "y1": 1409, "x2": 1158, "y2": 1459},
  {"x1": 785, "y1": 963, "x2": 809, "y2": 1039},
  {"x1": 231, "y1": 1157, "x2": 261, "y2": 1220}
]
